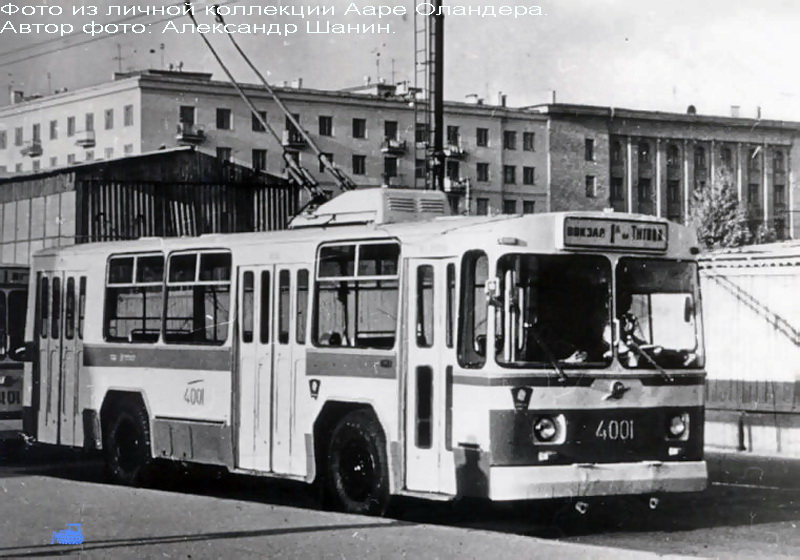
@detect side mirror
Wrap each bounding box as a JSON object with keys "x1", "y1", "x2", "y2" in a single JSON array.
[{"x1": 684, "y1": 296, "x2": 694, "y2": 323}]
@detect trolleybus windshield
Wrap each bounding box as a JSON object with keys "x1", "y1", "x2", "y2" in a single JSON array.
[{"x1": 615, "y1": 258, "x2": 703, "y2": 369}]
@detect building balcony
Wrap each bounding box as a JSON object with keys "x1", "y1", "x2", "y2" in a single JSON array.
[
  {"x1": 381, "y1": 173, "x2": 407, "y2": 188},
  {"x1": 444, "y1": 177, "x2": 470, "y2": 194},
  {"x1": 773, "y1": 169, "x2": 786, "y2": 183},
  {"x1": 381, "y1": 138, "x2": 408, "y2": 155},
  {"x1": 20, "y1": 140, "x2": 42, "y2": 158},
  {"x1": 444, "y1": 142, "x2": 468, "y2": 160},
  {"x1": 176, "y1": 123, "x2": 205, "y2": 145},
  {"x1": 75, "y1": 130, "x2": 96, "y2": 148},
  {"x1": 282, "y1": 130, "x2": 307, "y2": 150},
  {"x1": 666, "y1": 164, "x2": 682, "y2": 181}
]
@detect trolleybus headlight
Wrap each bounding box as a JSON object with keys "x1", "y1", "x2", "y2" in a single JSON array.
[
  {"x1": 532, "y1": 415, "x2": 565, "y2": 444},
  {"x1": 667, "y1": 413, "x2": 689, "y2": 439}
]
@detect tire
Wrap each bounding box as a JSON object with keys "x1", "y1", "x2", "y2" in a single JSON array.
[
  {"x1": 325, "y1": 410, "x2": 390, "y2": 516},
  {"x1": 103, "y1": 400, "x2": 153, "y2": 486}
]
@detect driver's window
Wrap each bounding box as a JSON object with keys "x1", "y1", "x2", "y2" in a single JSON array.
[{"x1": 457, "y1": 250, "x2": 487, "y2": 368}]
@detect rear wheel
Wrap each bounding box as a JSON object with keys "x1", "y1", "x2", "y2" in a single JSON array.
[
  {"x1": 326, "y1": 410, "x2": 390, "y2": 516},
  {"x1": 103, "y1": 401, "x2": 153, "y2": 486}
]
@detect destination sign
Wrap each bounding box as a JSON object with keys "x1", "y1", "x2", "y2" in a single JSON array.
[{"x1": 563, "y1": 217, "x2": 668, "y2": 251}]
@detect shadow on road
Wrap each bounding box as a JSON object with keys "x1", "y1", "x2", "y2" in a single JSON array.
[{"x1": 5, "y1": 444, "x2": 800, "y2": 541}]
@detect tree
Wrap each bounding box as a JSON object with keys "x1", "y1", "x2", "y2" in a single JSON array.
[{"x1": 689, "y1": 169, "x2": 752, "y2": 250}]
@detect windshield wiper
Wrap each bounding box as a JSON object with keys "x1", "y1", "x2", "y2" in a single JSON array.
[
  {"x1": 527, "y1": 325, "x2": 568, "y2": 383},
  {"x1": 626, "y1": 341, "x2": 673, "y2": 383}
]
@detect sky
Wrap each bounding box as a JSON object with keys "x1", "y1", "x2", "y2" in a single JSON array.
[{"x1": 2, "y1": 0, "x2": 800, "y2": 119}]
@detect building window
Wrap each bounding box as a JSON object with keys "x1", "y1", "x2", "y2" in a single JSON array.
[
  {"x1": 179, "y1": 105, "x2": 195, "y2": 126},
  {"x1": 611, "y1": 140, "x2": 623, "y2": 164},
  {"x1": 319, "y1": 152, "x2": 333, "y2": 173},
  {"x1": 14, "y1": 163, "x2": 22, "y2": 172},
  {"x1": 503, "y1": 165, "x2": 516, "y2": 184},
  {"x1": 523, "y1": 132, "x2": 535, "y2": 152},
  {"x1": 476, "y1": 162, "x2": 489, "y2": 182},
  {"x1": 503, "y1": 130, "x2": 516, "y2": 150},
  {"x1": 585, "y1": 175, "x2": 596, "y2": 198},
  {"x1": 32, "y1": 159, "x2": 40, "y2": 171},
  {"x1": 502, "y1": 200, "x2": 517, "y2": 215},
  {"x1": 124, "y1": 104, "x2": 134, "y2": 127},
  {"x1": 319, "y1": 115, "x2": 333, "y2": 136},
  {"x1": 384, "y1": 156, "x2": 397, "y2": 178},
  {"x1": 216, "y1": 108, "x2": 232, "y2": 130},
  {"x1": 747, "y1": 183, "x2": 759, "y2": 204},
  {"x1": 748, "y1": 148, "x2": 761, "y2": 170},
  {"x1": 124, "y1": 144, "x2": 134, "y2": 155},
  {"x1": 610, "y1": 177, "x2": 624, "y2": 202},
  {"x1": 445, "y1": 160, "x2": 459, "y2": 181},
  {"x1": 447, "y1": 125, "x2": 459, "y2": 145},
  {"x1": 585, "y1": 138, "x2": 595, "y2": 161},
  {"x1": 85, "y1": 150, "x2": 94, "y2": 161},
  {"x1": 522, "y1": 201, "x2": 535, "y2": 214},
  {"x1": 104, "y1": 109, "x2": 114, "y2": 130},
  {"x1": 352, "y1": 154, "x2": 366, "y2": 175},
  {"x1": 416, "y1": 122, "x2": 428, "y2": 144},
  {"x1": 85, "y1": 113, "x2": 94, "y2": 132},
  {"x1": 14, "y1": 127, "x2": 22, "y2": 146},
  {"x1": 667, "y1": 144, "x2": 680, "y2": 166},
  {"x1": 476, "y1": 127, "x2": 489, "y2": 147},
  {"x1": 721, "y1": 146, "x2": 732, "y2": 168},
  {"x1": 252, "y1": 149, "x2": 267, "y2": 171},
  {"x1": 0, "y1": 131, "x2": 5, "y2": 149},
  {"x1": 385, "y1": 120, "x2": 398, "y2": 141},
  {"x1": 667, "y1": 180, "x2": 681, "y2": 203},
  {"x1": 104, "y1": 147, "x2": 114, "y2": 159},
  {"x1": 415, "y1": 158, "x2": 426, "y2": 179},
  {"x1": 638, "y1": 141, "x2": 650, "y2": 164},
  {"x1": 49, "y1": 120, "x2": 58, "y2": 140},
  {"x1": 252, "y1": 110, "x2": 267, "y2": 132},
  {"x1": 638, "y1": 178, "x2": 651, "y2": 202},
  {"x1": 476, "y1": 198, "x2": 489, "y2": 215},
  {"x1": 522, "y1": 166, "x2": 535, "y2": 186},
  {"x1": 67, "y1": 116, "x2": 76, "y2": 137},
  {"x1": 216, "y1": 147, "x2": 232, "y2": 162},
  {"x1": 67, "y1": 154, "x2": 75, "y2": 164},
  {"x1": 773, "y1": 150, "x2": 784, "y2": 172},
  {"x1": 694, "y1": 146, "x2": 706, "y2": 168},
  {"x1": 774, "y1": 184, "x2": 785, "y2": 206},
  {"x1": 32, "y1": 123, "x2": 40, "y2": 142},
  {"x1": 352, "y1": 118, "x2": 367, "y2": 139},
  {"x1": 49, "y1": 157, "x2": 57, "y2": 167}
]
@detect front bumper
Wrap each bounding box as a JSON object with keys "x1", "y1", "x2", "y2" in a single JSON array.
[{"x1": 489, "y1": 460, "x2": 707, "y2": 501}]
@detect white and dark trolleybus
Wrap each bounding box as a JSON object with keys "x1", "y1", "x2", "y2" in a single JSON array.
[
  {"x1": 0, "y1": 266, "x2": 28, "y2": 453},
  {"x1": 22, "y1": 188, "x2": 706, "y2": 514}
]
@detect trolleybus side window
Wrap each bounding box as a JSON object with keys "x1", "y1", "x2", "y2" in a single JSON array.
[
  {"x1": 0, "y1": 292, "x2": 5, "y2": 357},
  {"x1": 104, "y1": 254, "x2": 164, "y2": 343},
  {"x1": 296, "y1": 269, "x2": 309, "y2": 345},
  {"x1": 65, "y1": 277, "x2": 75, "y2": 341},
  {"x1": 278, "y1": 270, "x2": 290, "y2": 344},
  {"x1": 6, "y1": 289, "x2": 26, "y2": 360},
  {"x1": 78, "y1": 277, "x2": 86, "y2": 340},
  {"x1": 165, "y1": 251, "x2": 231, "y2": 345},
  {"x1": 260, "y1": 271, "x2": 270, "y2": 344},
  {"x1": 314, "y1": 242, "x2": 399, "y2": 349},
  {"x1": 40, "y1": 277, "x2": 48, "y2": 339},
  {"x1": 241, "y1": 271, "x2": 254, "y2": 343},
  {"x1": 446, "y1": 263, "x2": 455, "y2": 349},
  {"x1": 416, "y1": 265, "x2": 434, "y2": 347},
  {"x1": 458, "y1": 250, "x2": 488, "y2": 368}
]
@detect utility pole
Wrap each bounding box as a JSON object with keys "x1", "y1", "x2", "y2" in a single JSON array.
[{"x1": 430, "y1": 1, "x2": 445, "y2": 192}]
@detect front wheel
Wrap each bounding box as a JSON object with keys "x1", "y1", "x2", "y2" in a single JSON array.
[
  {"x1": 103, "y1": 401, "x2": 153, "y2": 486},
  {"x1": 326, "y1": 410, "x2": 390, "y2": 516}
]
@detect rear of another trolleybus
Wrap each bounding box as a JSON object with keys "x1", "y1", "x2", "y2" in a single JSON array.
[
  {"x1": 450, "y1": 213, "x2": 707, "y2": 501},
  {"x1": 0, "y1": 267, "x2": 28, "y2": 456}
]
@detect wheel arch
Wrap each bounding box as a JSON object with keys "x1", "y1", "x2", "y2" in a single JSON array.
[{"x1": 99, "y1": 390, "x2": 151, "y2": 450}]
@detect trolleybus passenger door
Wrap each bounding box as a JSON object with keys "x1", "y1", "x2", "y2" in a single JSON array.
[
  {"x1": 272, "y1": 267, "x2": 296, "y2": 475},
  {"x1": 36, "y1": 272, "x2": 64, "y2": 445},
  {"x1": 405, "y1": 258, "x2": 449, "y2": 492},
  {"x1": 236, "y1": 267, "x2": 274, "y2": 472},
  {"x1": 58, "y1": 276, "x2": 83, "y2": 447}
]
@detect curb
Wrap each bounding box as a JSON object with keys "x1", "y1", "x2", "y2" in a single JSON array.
[{"x1": 706, "y1": 449, "x2": 800, "y2": 489}]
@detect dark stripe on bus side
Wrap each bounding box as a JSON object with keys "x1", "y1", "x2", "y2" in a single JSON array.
[
  {"x1": 306, "y1": 350, "x2": 397, "y2": 379},
  {"x1": 83, "y1": 345, "x2": 231, "y2": 371},
  {"x1": 453, "y1": 373, "x2": 705, "y2": 387}
]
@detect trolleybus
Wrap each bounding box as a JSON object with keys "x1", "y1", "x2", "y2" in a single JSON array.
[
  {"x1": 0, "y1": 266, "x2": 28, "y2": 452},
  {"x1": 22, "y1": 188, "x2": 707, "y2": 513}
]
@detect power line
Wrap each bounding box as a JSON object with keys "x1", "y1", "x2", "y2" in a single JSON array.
[{"x1": 0, "y1": 0, "x2": 241, "y2": 70}]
